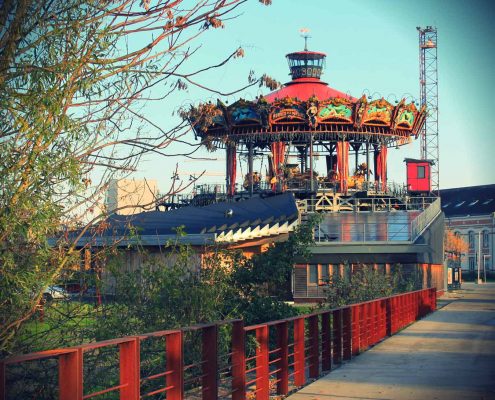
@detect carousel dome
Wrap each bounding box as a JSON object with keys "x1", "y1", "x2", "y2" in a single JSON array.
[{"x1": 264, "y1": 50, "x2": 355, "y2": 102}]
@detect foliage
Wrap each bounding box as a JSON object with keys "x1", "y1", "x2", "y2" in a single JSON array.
[
  {"x1": 0, "y1": 0, "x2": 273, "y2": 354},
  {"x1": 444, "y1": 229, "x2": 468, "y2": 259},
  {"x1": 324, "y1": 264, "x2": 421, "y2": 308}
]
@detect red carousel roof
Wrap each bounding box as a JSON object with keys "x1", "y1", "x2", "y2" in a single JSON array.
[{"x1": 264, "y1": 78, "x2": 355, "y2": 102}]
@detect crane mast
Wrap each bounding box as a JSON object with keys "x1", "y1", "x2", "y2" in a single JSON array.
[{"x1": 417, "y1": 26, "x2": 439, "y2": 194}]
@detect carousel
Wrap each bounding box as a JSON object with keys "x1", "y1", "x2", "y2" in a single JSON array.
[{"x1": 185, "y1": 45, "x2": 427, "y2": 205}]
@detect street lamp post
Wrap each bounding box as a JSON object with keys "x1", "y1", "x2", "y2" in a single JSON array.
[{"x1": 477, "y1": 231, "x2": 482, "y2": 284}]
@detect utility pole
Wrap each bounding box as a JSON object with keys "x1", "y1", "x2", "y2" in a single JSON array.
[
  {"x1": 417, "y1": 26, "x2": 439, "y2": 194},
  {"x1": 477, "y1": 231, "x2": 482, "y2": 284}
]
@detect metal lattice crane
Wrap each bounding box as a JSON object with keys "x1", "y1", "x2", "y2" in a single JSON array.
[{"x1": 417, "y1": 26, "x2": 439, "y2": 193}]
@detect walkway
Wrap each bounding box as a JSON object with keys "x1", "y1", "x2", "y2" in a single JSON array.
[{"x1": 287, "y1": 283, "x2": 495, "y2": 400}]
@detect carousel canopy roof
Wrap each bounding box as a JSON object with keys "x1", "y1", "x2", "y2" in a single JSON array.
[
  {"x1": 265, "y1": 78, "x2": 354, "y2": 102},
  {"x1": 184, "y1": 46, "x2": 426, "y2": 148}
]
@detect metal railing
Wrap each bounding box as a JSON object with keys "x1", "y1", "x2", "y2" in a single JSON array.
[
  {"x1": 1, "y1": 288, "x2": 437, "y2": 400},
  {"x1": 314, "y1": 221, "x2": 414, "y2": 243},
  {"x1": 298, "y1": 195, "x2": 436, "y2": 214},
  {"x1": 410, "y1": 197, "x2": 441, "y2": 241}
]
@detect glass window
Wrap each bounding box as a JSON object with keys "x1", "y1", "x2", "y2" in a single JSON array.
[
  {"x1": 484, "y1": 256, "x2": 491, "y2": 271},
  {"x1": 309, "y1": 264, "x2": 318, "y2": 284},
  {"x1": 320, "y1": 265, "x2": 329, "y2": 283},
  {"x1": 417, "y1": 165, "x2": 425, "y2": 179},
  {"x1": 468, "y1": 231, "x2": 474, "y2": 249},
  {"x1": 483, "y1": 230, "x2": 489, "y2": 248},
  {"x1": 469, "y1": 257, "x2": 475, "y2": 271}
]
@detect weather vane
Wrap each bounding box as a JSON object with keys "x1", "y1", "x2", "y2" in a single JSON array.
[{"x1": 299, "y1": 28, "x2": 311, "y2": 51}]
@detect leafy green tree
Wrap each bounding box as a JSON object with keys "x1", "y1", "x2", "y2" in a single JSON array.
[
  {"x1": 324, "y1": 264, "x2": 421, "y2": 308},
  {"x1": 0, "y1": 0, "x2": 274, "y2": 354}
]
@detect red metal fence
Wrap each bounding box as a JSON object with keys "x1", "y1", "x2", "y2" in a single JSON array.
[{"x1": 0, "y1": 288, "x2": 436, "y2": 400}]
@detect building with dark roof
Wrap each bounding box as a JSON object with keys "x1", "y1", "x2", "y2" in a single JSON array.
[{"x1": 440, "y1": 184, "x2": 495, "y2": 275}]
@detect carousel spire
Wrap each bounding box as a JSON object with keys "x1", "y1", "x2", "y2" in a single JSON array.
[{"x1": 299, "y1": 27, "x2": 311, "y2": 51}]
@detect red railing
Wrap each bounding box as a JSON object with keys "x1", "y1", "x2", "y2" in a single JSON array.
[{"x1": 0, "y1": 288, "x2": 436, "y2": 400}]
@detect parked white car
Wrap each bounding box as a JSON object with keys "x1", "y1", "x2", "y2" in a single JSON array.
[{"x1": 42, "y1": 285, "x2": 70, "y2": 301}]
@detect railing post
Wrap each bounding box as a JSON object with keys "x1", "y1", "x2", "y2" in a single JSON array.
[
  {"x1": 342, "y1": 308, "x2": 352, "y2": 360},
  {"x1": 380, "y1": 299, "x2": 387, "y2": 339},
  {"x1": 397, "y1": 295, "x2": 403, "y2": 330},
  {"x1": 232, "y1": 320, "x2": 246, "y2": 400},
  {"x1": 371, "y1": 301, "x2": 378, "y2": 345},
  {"x1": 256, "y1": 325, "x2": 269, "y2": 400},
  {"x1": 202, "y1": 325, "x2": 218, "y2": 400},
  {"x1": 119, "y1": 338, "x2": 140, "y2": 400},
  {"x1": 390, "y1": 297, "x2": 396, "y2": 334},
  {"x1": 59, "y1": 348, "x2": 83, "y2": 400},
  {"x1": 276, "y1": 322, "x2": 289, "y2": 395},
  {"x1": 351, "y1": 305, "x2": 360, "y2": 356},
  {"x1": 332, "y1": 309, "x2": 342, "y2": 365},
  {"x1": 294, "y1": 317, "x2": 306, "y2": 386},
  {"x1": 321, "y1": 312, "x2": 331, "y2": 371},
  {"x1": 166, "y1": 331, "x2": 184, "y2": 400},
  {"x1": 308, "y1": 315, "x2": 319, "y2": 378},
  {"x1": 385, "y1": 298, "x2": 392, "y2": 336},
  {"x1": 359, "y1": 304, "x2": 367, "y2": 351},
  {"x1": 415, "y1": 291, "x2": 420, "y2": 320}
]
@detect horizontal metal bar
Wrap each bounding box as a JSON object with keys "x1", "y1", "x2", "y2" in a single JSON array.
[
  {"x1": 82, "y1": 383, "x2": 127, "y2": 399},
  {"x1": 141, "y1": 370, "x2": 173, "y2": 382},
  {"x1": 141, "y1": 385, "x2": 174, "y2": 398}
]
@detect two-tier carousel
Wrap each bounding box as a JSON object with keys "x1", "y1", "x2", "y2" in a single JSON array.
[{"x1": 185, "y1": 46, "x2": 426, "y2": 204}]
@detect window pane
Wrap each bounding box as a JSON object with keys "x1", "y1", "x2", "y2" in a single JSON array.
[
  {"x1": 309, "y1": 265, "x2": 318, "y2": 283},
  {"x1": 320, "y1": 265, "x2": 328, "y2": 283},
  {"x1": 469, "y1": 257, "x2": 475, "y2": 271},
  {"x1": 417, "y1": 166, "x2": 425, "y2": 179}
]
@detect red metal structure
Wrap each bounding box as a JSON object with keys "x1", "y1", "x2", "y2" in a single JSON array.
[
  {"x1": 1, "y1": 288, "x2": 436, "y2": 400},
  {"x1": 405, "y1": 158, "x2": 434, "y2": 194}
]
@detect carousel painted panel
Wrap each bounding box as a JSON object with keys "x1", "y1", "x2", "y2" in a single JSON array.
[
  {"x1": 317, "y1": 98, "x2": 354, "y2": 124},
  {"x1": 269, "y1": 98, "x2": 306, "y2": 125},
  {"x1": 228, "y1": 100, "x2": 261, "y2": 126},
  {"x1": 362, "y1": 98, "x2": 393, "y2": 126},
  {"x1": 392, "y1": 101, "x2": 418, "y2": 131}
]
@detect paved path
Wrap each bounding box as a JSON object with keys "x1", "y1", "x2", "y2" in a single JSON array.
[{"x1": 287, "y1": 283, "x2": 495, "y2": 400}]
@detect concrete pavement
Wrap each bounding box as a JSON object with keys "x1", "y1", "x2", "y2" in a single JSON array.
[{"x1": 286, "y1": 283, "x2": 495, "y2": 400}]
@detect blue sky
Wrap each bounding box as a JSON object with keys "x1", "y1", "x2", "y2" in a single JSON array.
[{"x1": 136, "y1": 0, "x2": 495, "y2": 192}]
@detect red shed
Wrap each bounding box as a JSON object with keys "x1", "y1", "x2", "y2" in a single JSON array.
[{"x1": 404, "y1": 158, "x2": 434, "y2": 194}]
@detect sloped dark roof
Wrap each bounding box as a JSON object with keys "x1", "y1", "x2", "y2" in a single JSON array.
[
  {"x1": 440, "y1": 184, "x2": 495, "y2": 217},
  {"x1": 77, "y1": 193, "x2": 299, "y2": 246}
]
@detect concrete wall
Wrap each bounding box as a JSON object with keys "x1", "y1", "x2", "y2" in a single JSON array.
[{"x1": 105, "y1": 179, "x2": 158, "y2": 215}]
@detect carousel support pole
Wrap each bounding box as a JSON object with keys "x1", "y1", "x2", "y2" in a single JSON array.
[
  {"x1": 355, "y1": 145, "x2": 359, "y2": 175},
  {"x1": 226, "y1": 146, "x2": 230, "y2": 195},
  {"x1": 309, "y1": 134, "x2": 314, "y2": 192},
  {"x1": 248, "y1": 142, "x2": 254, "y2": 196},
  {"x1": 366, "y1": 142, "x2": 370, "y2": 186}
]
